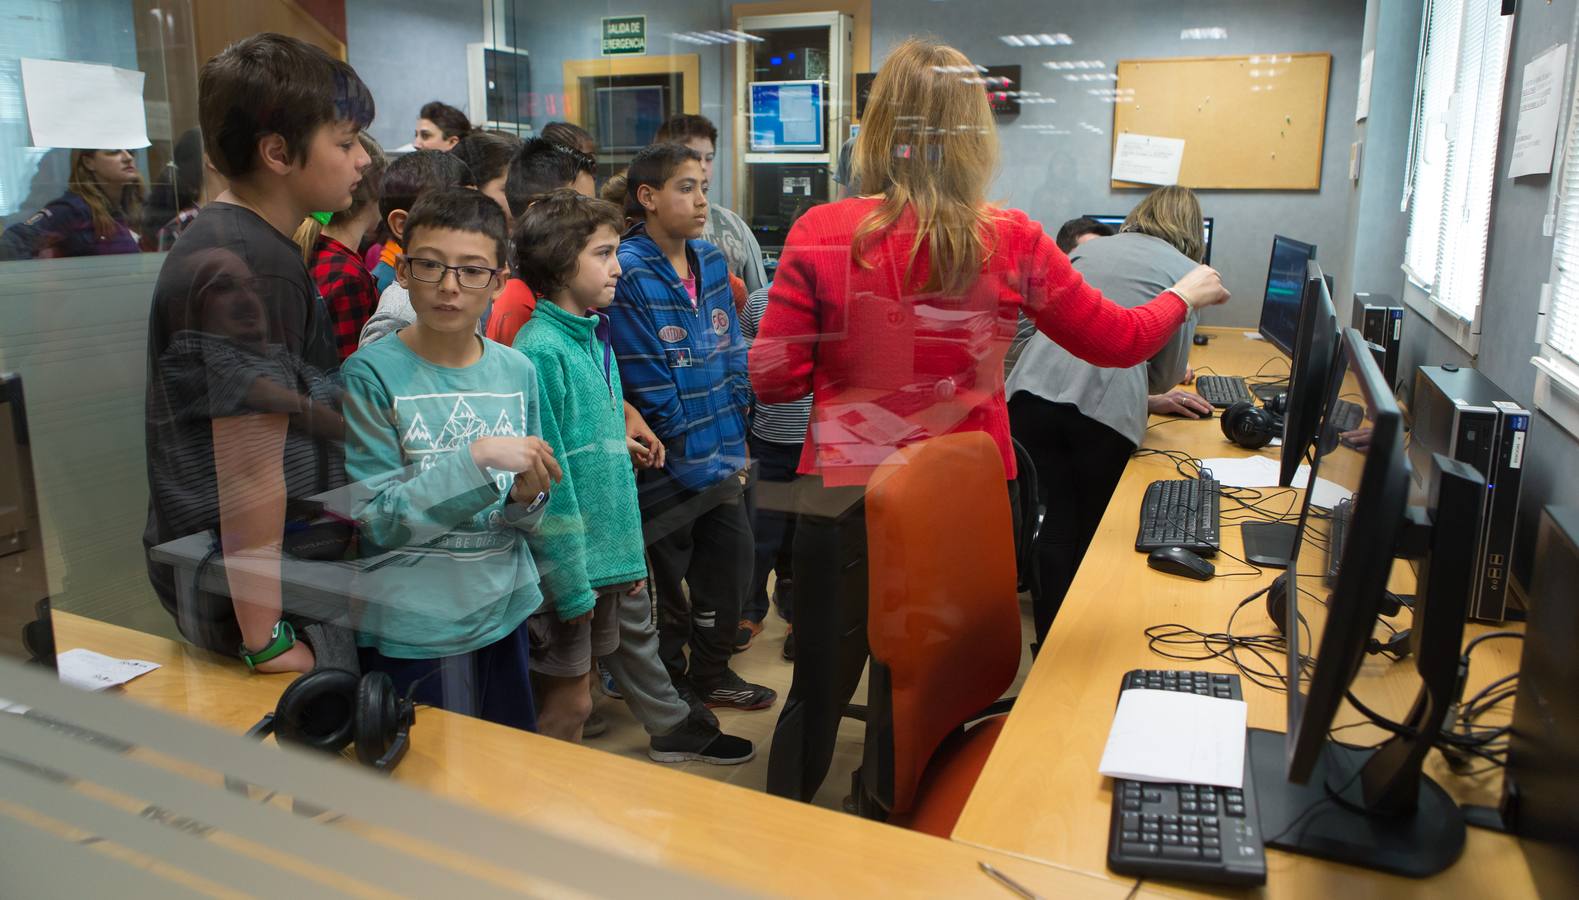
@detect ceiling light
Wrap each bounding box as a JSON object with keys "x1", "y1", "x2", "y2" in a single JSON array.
[{"x1": 1180, "y1": 27, "x2": 1228, "y2": 40}]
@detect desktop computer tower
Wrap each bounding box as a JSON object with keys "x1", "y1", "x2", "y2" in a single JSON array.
[
  {"x1": 1409, "y1": 366, "x2": 1528, "y2": 621},
  {"x1": 1352, "y1": 293, "x2": 1403, "y2": 388}
]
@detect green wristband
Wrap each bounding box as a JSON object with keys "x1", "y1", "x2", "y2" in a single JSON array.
[{"x1": 240, "y1": 620, "x2": 296, "y2": 670}]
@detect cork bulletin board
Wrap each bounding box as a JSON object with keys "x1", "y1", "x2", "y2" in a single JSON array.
[{"x1": 1110, "y1": 53, "x2": 1332, "y2": 190}]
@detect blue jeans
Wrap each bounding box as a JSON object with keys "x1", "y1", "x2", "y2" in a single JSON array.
[{"x1": 743, "y1": 434, "x2": 801, "y2": 624}]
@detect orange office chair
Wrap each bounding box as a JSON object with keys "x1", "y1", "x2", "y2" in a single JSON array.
[{"x1": 852, "y1": 431, "x2": 1024, "y2": 837}]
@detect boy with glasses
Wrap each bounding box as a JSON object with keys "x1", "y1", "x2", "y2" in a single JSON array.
[{"x1": 341, "y1": 187, "x2": 561, "y2": 729}]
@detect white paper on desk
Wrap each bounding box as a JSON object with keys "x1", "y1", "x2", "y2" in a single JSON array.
[
  {"x1": 1242, "y1": 331, "x2": 1266, "y2": 341},
  {"x1": 21, "y1": 59, "x2": 149, "y2": 150},
  {"x1": 1200, "y1": 455, "x2": 1282, "y2": 488},
  {"x1": 56, "y1": 649, "x2": 160, "y2": 692},
  {"x1": 1100, "y1": 689, "x2": 1247, "y2": 788},
  {"x1": 1292, "y1": 465, "x2": 1350, "y2": 510},
  {"x1": 1112, "y1": 133, "x2": 1184, "y2": 185},
  {"x1": 1509, "y1": 44, "x2": 1568, "y2": 178}
]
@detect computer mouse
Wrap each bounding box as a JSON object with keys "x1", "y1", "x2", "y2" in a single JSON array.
[
  {"x1": 1147, "y1": 546, "x2": 1216, "y2": 580},
  {"x1": 1193, "y1": 334, "x2": 1211, "y2": 346}
]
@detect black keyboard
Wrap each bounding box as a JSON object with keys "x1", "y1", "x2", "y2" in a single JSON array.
[
  {"x1": 1107, "y1": 670, "x2": 1267, "y2": 887},
  {"x1": 1331, "y1": 398, "x2": 1365, "y2": 434},
  {"x1": 1135, "y1": 475, "x2": 1220, "y2": 555},
  {"x1": 1195, "y1": 375, "x2": 1255, "y2": 408}
]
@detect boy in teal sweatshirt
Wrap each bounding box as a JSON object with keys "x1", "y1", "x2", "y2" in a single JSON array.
[
  {"x1": 342, "y1": 188, "x2": 564, "y2": 732},
  {"x1": 512, "y1": 190, "x2": 753, "y2": 762}
]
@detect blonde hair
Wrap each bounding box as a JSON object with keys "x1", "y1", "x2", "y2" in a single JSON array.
[
  {"x1": 851, "y1": 38, "x2": 999, "y2": 295},
  {"x1": 70, "y1": 149, "x2": 145, "y2": 241},
  {"x1": 1122, "y1": 185, "x2": 1205, "y2": 263}
]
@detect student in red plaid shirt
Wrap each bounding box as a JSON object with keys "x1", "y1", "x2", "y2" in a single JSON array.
[{"x1": 298, "y1": 133, "x2": 388, "y2": 360}]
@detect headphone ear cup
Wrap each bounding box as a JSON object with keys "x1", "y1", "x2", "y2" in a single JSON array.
[
  {"x1": 1265, "y1": 574, "x2": 1289, "y2": 637},
  {"x1": 354, "y1": 671, "x2": 400, "y2": 768},
  {"x1": 1221, "y1": 401, "x2": 1275, "y2": 450},
  {"x1": 1265, "y1": 392, "x2": 1289, "y2": 416},
  {"x1": 274, "y1": 668, "x2": 359, "y2": 753}
]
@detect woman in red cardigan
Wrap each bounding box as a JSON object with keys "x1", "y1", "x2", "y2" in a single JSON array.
[{"x1": 749, "y1": 38, "x2": 1230, "y2": 803}]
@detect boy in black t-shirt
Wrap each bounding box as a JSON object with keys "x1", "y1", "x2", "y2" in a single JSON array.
[{"x1": 143, "y1": 33, "x2": 375, "y2": 673}]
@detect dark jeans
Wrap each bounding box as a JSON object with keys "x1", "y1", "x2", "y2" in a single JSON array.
[
  {"x1": 742, "y1": 435, "x2": 802, "y2": 624},
  {"x1": 644, "y1": 484, "x2": 754, "y2": 688},
  {"x1": 358, "y1": 620, "x2": 537, "y2": 733},
  {"x1": 766, "y1": 481, "x2": 868, "y2": 802},
  {"x1": 1008, "y1": 394, "x2": 1135, "y2": 644}
]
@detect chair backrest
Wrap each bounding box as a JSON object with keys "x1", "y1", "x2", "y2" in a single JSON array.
[{"x1": 864, "y1": 431, "x2": 1023, "y2": 816}]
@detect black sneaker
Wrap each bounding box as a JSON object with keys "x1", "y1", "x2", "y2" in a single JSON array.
[
  {"x1": 675, "y1": 679, "x2": 720, "y2": 729},
  {"x1": 782, "y1": 627, "x2": 795, "y2": 662},
  {"x1": 694, "y1": 670, "x2": 778, "y2": 711},
  {"x1": 648, "y1": 718, "x2": 755, "y2": 765}
]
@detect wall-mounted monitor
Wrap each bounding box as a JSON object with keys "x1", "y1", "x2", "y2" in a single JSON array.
[
  {"x1": 595, "y1": 85, "x2": 667, "y2": 153},
  {"x1": 750, "y1": 80, "x2": 826, "y2": 153}
]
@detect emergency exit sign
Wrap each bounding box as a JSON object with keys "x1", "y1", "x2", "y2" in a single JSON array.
[{"x1": 601, "y1": 16, "x2": 646, "y2": 56}]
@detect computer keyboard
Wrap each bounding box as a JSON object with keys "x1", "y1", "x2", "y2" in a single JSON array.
[
  {"x1": 1195, "y1": 375, "x2": 1255, "y2": 408},
  {"x1": 1135, "y1": 474, "x2": 1221, "y2": 556},
  {"x1": 1331, "y1": 398, "x2": 1365, "y2": 434},
  {"x1": 1107, "y1": 670, "x2": 1267, "y2": 887}
]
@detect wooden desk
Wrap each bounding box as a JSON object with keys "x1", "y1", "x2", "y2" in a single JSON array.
[
  {"x1": 953, "y1": 328, "x2": 1535, "y2": 897},
  {"x1": 50, "y1": 612, "x2": 1160, "y2": 898}
]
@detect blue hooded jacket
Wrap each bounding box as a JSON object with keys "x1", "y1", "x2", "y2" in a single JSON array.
[{"x1": 609, "y1": 228, "x2": 750, "y2": 494}]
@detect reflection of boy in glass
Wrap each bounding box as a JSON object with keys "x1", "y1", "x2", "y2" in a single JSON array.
[
  {"x1": 0, "y1": 149, "x2": 145, "y2": 259},
  {"x1": 143, "y1": 34, "x2": 374, "y2": 674}
]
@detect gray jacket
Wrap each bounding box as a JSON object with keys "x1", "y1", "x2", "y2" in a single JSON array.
[{"x1": 1005, "y1": 231, "x2": 1197, "y2": 447}]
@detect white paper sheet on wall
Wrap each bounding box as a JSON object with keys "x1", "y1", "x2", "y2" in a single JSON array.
[
  {"x1": 1508, "y1": 43, "x2": 1569, "y2": 178},
  {"x1": 20, "y1": 58, "x2": 150, "y2": 150},
  {"x1": 1111, "y1": 133, "x2": 1185, "y2": 185}
]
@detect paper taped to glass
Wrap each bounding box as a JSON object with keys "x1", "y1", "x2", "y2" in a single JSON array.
[{"x1": 21, "y1": 58, "x2": 150, "y2": 150}]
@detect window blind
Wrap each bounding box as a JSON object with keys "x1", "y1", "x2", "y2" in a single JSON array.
[{"x1": 1402, "y1": 0, "x2": 1512, "y2": 323}]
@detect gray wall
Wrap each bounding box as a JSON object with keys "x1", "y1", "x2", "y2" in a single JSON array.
[
  {"x1": 869, "y1": 0, "x2": 1368, "y2": 327},
  {"x1": 1338, "y1": 0, "x2": 1426, "y2": 326},
  {"x1": 347, "y1": 0, "x2": 485, "y2": 151},
  {"x1": 1393, "y1": 0, "x2": 1579, "y2": 590}
]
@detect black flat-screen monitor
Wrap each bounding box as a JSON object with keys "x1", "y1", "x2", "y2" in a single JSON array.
[
  {"x1": 1250, "y1": 329, "x2": 1483, "y2": 876},
  {"x1": 1083, "y1": 214, "x2": 1213, "y2": 265},
  {"x1": 1278, "y1": 260, "x2": 1341, "y2": 487},
  {"x1": 1258, "y1": 235, "x2": 1317, "y2": 355}
]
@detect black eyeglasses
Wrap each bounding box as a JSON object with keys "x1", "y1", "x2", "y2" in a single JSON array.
[{"x1": 398, "y1": 255, "x2": 502, "y2": 290}]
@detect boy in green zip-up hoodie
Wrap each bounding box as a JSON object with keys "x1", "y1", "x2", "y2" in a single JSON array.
[{"x1": 512, "y1": 190, "x2": 754, "y2": 763}]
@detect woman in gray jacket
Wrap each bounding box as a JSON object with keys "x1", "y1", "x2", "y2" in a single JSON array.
[{"x1": 1007, "y1": 186, "x2": 1213, "y2": 643}]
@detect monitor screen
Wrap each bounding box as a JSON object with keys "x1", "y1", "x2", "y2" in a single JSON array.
[
  {"x1": 1082, "y1": 214, "x2": 1213, "y2": 264},
  {"x1": 1258, "y1": 235, "x2": 1317, "y2": 356},
  {"x1": 595, "y1": 86, "x2": 666, "y2": 153},
  {"x1": 1281, "y1": 329, "x2": 1410, "y2": 782},
  {"x1": 1278, "y1": 261, "x2": 1341, "y2": 487},
  {"x1": 750, "y1": 81, "x2": 826, "y2": 152}
]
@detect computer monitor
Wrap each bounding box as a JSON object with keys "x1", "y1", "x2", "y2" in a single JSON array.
[
  {"x1": 1247, "y1": 329, "x2": 1485, "y2": 876},
  {"x1": 594, "y1": 85, "x2": 666, "y2": 153},
  {"x1": 1257, "y1": 235, "x2": 1317, "y2": 356},
  {"x1": 1239, "y1": 262, "x2": 1341, "y2": 568},
  {"x1": 749, "y1": 80, "x2": 826, "y2": 153},
  {"x1": 1082, "y1": 214, "x2": 1213, "y2": 265},
  {"x1": 0, "y1": 373, "x2": 55, "y2": 669},
  {"x1": 1278, "y1": 261, "x2": 1341, "y2": 488}
]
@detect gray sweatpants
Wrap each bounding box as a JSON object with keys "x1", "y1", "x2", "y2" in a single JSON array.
[{"x1": 599, "y1": 585, "x2": 690, "y2": 737}]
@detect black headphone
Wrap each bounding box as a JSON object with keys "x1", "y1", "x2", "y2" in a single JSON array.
[
  {"x1": 1264, "y1": 574, "x2": 1412, "y2": 661},
  {"x1": 243, "y1": 668, "x2": 418, "y2": 772},
  {"x1": 1221, "y1": 400, "x2": 1284, "y2": 450}
]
